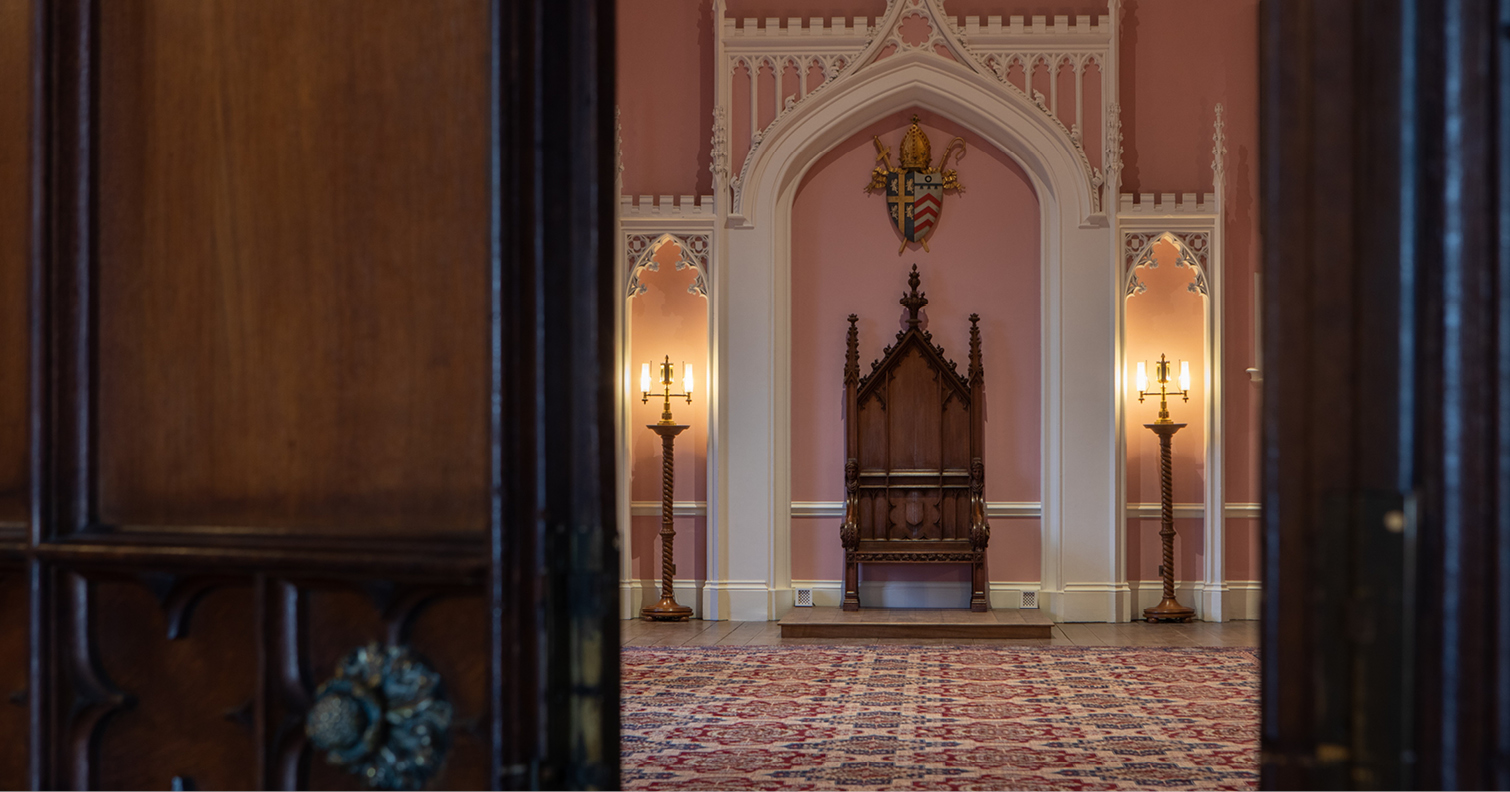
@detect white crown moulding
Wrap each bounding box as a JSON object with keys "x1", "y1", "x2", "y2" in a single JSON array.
[{"x1": 720, "y1": 13, "x2": 1113, "y2": 40}]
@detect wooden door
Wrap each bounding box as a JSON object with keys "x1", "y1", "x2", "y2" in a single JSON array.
[
  {"x1": 2, "y1": 0, "x2": 620, "y2": 788},
  {"x1": 1262, "y1": 0, "x2": 1510, "y2": 787},
  {"x1": 0, "y1": 0, "x2": 33, "y2": 786}
]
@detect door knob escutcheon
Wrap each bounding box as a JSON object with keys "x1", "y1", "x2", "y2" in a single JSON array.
[{"x1": 306, "y1": 642, "x2": 452, "y2": 790}]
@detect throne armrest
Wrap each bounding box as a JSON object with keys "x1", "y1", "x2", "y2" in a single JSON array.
[
  {"x1": 969, "y1": 492, "x2": 990, "y2": 550},
  {"x1": 969, "y1": 457, "x2": 989, "y2": 550},
  {"x1": 840, "y1": 457, "x2": 860, "y2": 550},
  {"x1": 840, "y1": 494, "x2": 860, "y2": 550}
]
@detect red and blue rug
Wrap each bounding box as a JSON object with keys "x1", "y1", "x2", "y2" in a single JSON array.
[{"x1": 622, "y1": 645, "x2": 1258, "y2": 790}]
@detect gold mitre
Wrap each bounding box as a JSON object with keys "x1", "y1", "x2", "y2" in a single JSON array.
[{"x1": 899, "y1": 115, "x2": 931, "y2": 170}]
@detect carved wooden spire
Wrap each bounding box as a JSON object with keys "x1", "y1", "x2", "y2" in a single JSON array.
[
  {"x1": 900, "y1": 264, "x2": 927, "y2": 327},
  {"x1": 967, "y1": 313, "x2": 983, "y2": 386},
  {"x1": 845, "y1": 314, "x2": 860, "y2": 386}
]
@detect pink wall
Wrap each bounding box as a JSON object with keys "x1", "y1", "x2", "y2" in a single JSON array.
[
  {"x1": 617, "y1": 0, "x2": 1263, "y2": 588},
  {"x1": 628, "y1": 242, "x2": 710, "y2": 584},
  {"x1": 617, "y1": 0, "x2": 714, "y2": 197},
  {"x1": 788, "y1": 110, "x2": 1042, "y2": 585}
]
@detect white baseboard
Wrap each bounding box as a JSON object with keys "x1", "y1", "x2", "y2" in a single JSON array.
[
  {"x1": 1225, "y1": 581, "x2": 1261, "y2": 620},
  {"x1": 623, "y1": 578, "x2": 1263, "y2": 622},
  {"x1": 790, "y1": 580, "x2": 971, "y2": 610},
  {"x1": 1126, "y1": 579, "x2": 1262, "y2": 622},
  {"x1": 700, "y1": 580, "x2": 775, "y2": 621},
  {"x1": 987, "y1": 582, "x2": 1044, "y2": 610},
  {"x1": 790, "y1": 580, "x2": 845, "y2": 608},
  {"x1": 1048, "y1": 583, "x2": 1135, "y2": 623},
  {"x1": 859, "y1": 581, "x2": 970, "y2": 609},
  {"x1": 620, "y1": 579, "x2": 706, "y2": 620},
  {"x1": 789, "y1": 580, "x2": 1043, "y2": 611}
]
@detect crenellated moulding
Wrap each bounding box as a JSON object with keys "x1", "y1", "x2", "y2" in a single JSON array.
[
  {"x1": 621, "y1": 195, "x2": 717, "y2": 219},
  {"x1": 1118, "y1": 193, "x2": 1219, "y2": 216}
]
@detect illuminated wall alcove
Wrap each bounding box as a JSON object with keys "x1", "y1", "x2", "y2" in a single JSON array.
[
  {"x1": 622, "y1": 235, "x2": 710, "y2": 616},
  {"x1": 1123, "y1": 231, "x2": 1214, "y2": 614}
]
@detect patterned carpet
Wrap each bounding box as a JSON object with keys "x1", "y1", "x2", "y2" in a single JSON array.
[{"x1": 622, "y1": 645, "x2": 1259, "y2": 790}]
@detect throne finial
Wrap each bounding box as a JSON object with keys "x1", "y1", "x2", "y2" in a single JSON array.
[
  {"x1": 968, "y1": 313, "x2": 983, "y2": 386},
  {"x1": 845, "y1": 314, "x2": 860, "y2": 386},
  {"x1": 900, "y1": 264, "x2": 928, "y2": 327}
]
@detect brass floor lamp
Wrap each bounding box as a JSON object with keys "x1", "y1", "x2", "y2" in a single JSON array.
[
  {"x1": 640, "y1": 356, "x2": 694, "y2": 621},
  {"x1": 1137, "y1": 354, "x2": 1196, "y2": 623}
]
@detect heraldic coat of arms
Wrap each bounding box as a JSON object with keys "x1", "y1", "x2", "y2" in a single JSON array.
[{"x1": 865, "y1": 115, "x2": 966, "y2": 253}]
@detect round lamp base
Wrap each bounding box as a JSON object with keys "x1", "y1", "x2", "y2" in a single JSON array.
[
  {"x1": 1143, "y1": 597, "x2": 1196, "y2": 623},
  {"x1": 641, "y1": 598, "x2": 693, "y2": 622}
]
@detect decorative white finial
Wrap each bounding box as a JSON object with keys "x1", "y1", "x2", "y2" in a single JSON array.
[
  {"x1": 1211, "y1": 103, "x2": 1226, "y2": 190},
  {"x1": 1107, "y1": 103, "x2": 1124, "y2": 179},
  {"x1": 710, "y1": 106, "x2": 729, "y2": 185},
  {"x1": 615, "y1": 106, "x2": 624, "y2": 187}
]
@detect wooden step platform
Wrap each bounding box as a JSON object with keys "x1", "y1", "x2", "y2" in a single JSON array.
[{"x1": 778, "y1": 606, "x2": 1054, "y2": 640}]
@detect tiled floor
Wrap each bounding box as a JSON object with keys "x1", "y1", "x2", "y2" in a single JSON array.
[{"x1": 622, "y1": 617, "x2": 1260, "y2": 647}]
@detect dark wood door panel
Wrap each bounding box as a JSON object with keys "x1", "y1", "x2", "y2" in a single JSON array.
[
  {"x1": 93, "y1": 0, "x2": 492, "y2": 537},
  {"x1": 25, "y1": 0, "x2": 623, "y2": 785},
  {"x1": 33, "y1": 573, "x2": 487, "y2": 790},
  {"x1": 268, "y1": 583, "x2": 488, "y2": 790},
  {"x1": 90, "y1": 578, "x2": 257, "y2": 791},
  {"x1": 0, "y1": 0, "x2": 30, "y2": 529},
  {"x1": 0, "y1": 569, "x2": 27, "y2": 789},
  {"x1": 403, "y1": 595, "x2": 489, "y2": 790},
  {"x1": 0, "y1": 14, "x2": 28, "y2": 773}
]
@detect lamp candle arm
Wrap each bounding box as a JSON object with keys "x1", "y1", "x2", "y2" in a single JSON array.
[
  {"x1": 641, "y1": 354, "x2": 694, "y2": 425},
  {"x1": 1135, "y1": 353, "x2": 1191, "y2": 425}
]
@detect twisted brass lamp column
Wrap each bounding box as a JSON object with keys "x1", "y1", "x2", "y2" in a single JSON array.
[
  {"x1": 1142, "y1": 422, "x2": 1194, "y2": 622},
  {"x1": 641, "y1": 355, "x2": 694, "y2": 621},
  {"x1": 642, "y1": 423, "x2": 692, "y2": 621}
]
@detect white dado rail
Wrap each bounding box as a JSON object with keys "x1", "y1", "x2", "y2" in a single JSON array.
[{"x1": 627, "y1": 501, "x2": 1261, "y2": 519}]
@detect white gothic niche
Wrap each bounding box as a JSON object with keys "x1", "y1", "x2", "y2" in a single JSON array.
[
  {"x1": 625, "y1": 236, "x2": 711, "y2": 616},
  {"x1": 1124, "y1": 234, "x2": 1209, "y2": 599}
]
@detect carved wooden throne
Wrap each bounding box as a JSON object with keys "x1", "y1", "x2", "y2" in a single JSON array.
[{"x1": 840, "y1": 265, "x2": 989, "y2": 611}]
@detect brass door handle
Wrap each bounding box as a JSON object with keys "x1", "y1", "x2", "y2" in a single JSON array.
[{"x1": 306, "y1": 642, "x2": 453, "y2": 790}]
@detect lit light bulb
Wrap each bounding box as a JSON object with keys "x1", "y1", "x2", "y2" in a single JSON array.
[
  {"x1": 1135, "y1": 361, "x2": 1148, "y2": 393},
  {"x1": 684, "y1": 363, "x2": 694, "y2": 394},
  {"x1": 640, "y1": 363, "x2": 651, "y2": 394},
  {"x1": 1179, "y1": 361, "x2": 1191, "y2": 392}
]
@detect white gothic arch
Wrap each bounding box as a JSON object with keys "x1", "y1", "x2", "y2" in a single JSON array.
[
  {"x1": 625, "y1": 233, "x2": 711, "y2": 299},
  {"x1": 1125, "y1": 231, "x2": 1211, "y2": 298},
  {"x1": 706, "y1": 48, "x2": 1125, "y2": 622}
]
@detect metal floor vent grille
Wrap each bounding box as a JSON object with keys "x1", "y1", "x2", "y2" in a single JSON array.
[
  {"x1": 795, "y1": 588, "x2": 814, "y2": 607},
  {"x1": 1020, "y1": 591, "x2": 1038, "y2": 609}
]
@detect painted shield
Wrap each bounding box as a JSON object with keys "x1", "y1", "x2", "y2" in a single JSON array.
[{"x1": 885, "y1": 170, "x2": 946, "y2": 243}]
